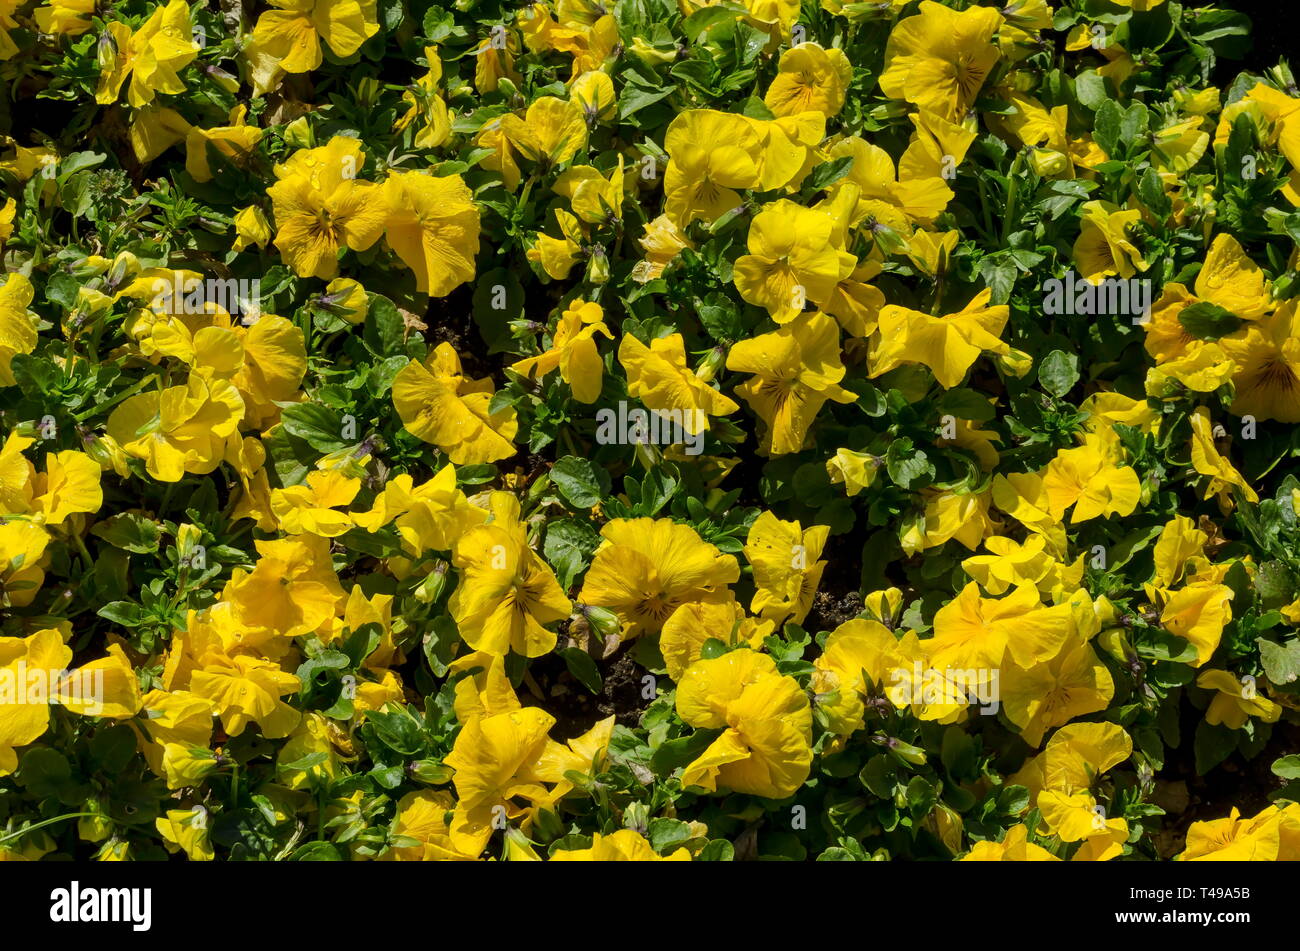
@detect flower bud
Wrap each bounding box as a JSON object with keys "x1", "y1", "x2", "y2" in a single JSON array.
[
  {"x1": 997, "y1": 348, "x2": 1034, "y2": 379},
  {"x1": 413, "y1": 561, "x2": 449, "y2": 604},
  {"x1": 283, "y1": 116, "x2": 315, "y2": 150},
  {"x1": 1028, "y1": 148, "x2": 1069, "y2": 177},
  {"x1": 586, "y1": 246, "x2": 609, "y2": 284},
  {"x1": 579, "y1": 603, "x2": 621, "y2": 642}
]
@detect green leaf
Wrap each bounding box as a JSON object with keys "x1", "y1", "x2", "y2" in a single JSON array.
[
  {"x1": 1093, "y1": 100, "x2": 1122, "y2": 157},
  {"x1": 279, "y1": 402, "x2": 349, "y2": 454},
  {"x1": 647, "y1": 817, "x2": 693, "y2": 853},
  {"x1": 1194, "y1": 720, "x2": 1237, "y2": 774},
  {"x1": 618, "y1": 78, "x2": 676, "y2": 120},
  {"x1": 697, "y1": 293, "x2": 743, "y2": 342},
  {"x1": 1119, "y1": 101, "x2": 1150, "y2": 150},
  {"x1": 558, "y1": 647, "x2": 603, "y2": 695},
  {"x1": 1137, "y1": 166, "x2": 1172, "y2": 219},
  {"x1": 1259, "y1": 637, "x2": 1300, "y2": 686},
  {"x1": 292, "y1": 841, "x2": 344, "y2": 861},
  {"x1": 885, "y1": 439, "x2": 933, "y2": 490},
  {"x1": 91, "y1": 513, "x2": 161, "y2": 554},
  {"x1": 1037, "y1": 349, "x2": 1080, "y2": 398},
  {"x1": 544, "y1": 517, "x2": 602, "y2": 589},
  {"x1": 937, "y1": 388, "x2": 997, "y2": 423},
  {"x1": 697, "y1": 839, "x2": 735, "y2": 861},
  {"x1": 1271, "y1": 755, "x2": 1300, "y2": 780},
  {"x1": 1178, "y1": 301, "x2": 1242, "y2": 340},
  {"x1": 363, "y1": 294, "x2": 406, "y2": 357},
  {"x1": 805, "y1": 156, "x2": 855, "y2": 191},
  {"x1": 97, "y1": 601, "x2": 145, "y2": 627},
  {"x1": 551, "y1": 455, "x2": 606, "y2": 508},
  {"x1": 650, "y1": 729, "x2": 718, "y2": 775},
  {"x1": 682, "y1": 3, "x2": 745, "y2": 42},
  {"x1": 1255, "y1": 561, "x2": 1296, "y2": 611}
]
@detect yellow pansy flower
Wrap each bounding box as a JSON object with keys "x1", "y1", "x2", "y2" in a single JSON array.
[
  {"x1": 962, "y1": 535, "x2": 1074, "y2": 597},
  {"x1": 0, "y1": 196, "x2": 14, "y2": 243},
  {"x1": 743, "y1": 511, "x2": 828, "y2": 627},
  {"x1": 499, "y1": 96, "x2": 588, "y2": 168},
  {"x1": 269, "y1": 469, "x2": 361, "y2": 537},
  {"x1": 617, "y1": 332, "x2": 739, "y2": 435},
  {"x1": 232, "y1": 205, "x2": 272, "y2": 251},
  {"x1": 34, "y1": 0, "x2": 96, "y2": 36},
  {"x1": 156, "y1": 808, "x2": 214, "y2": 861},
  {"x1": 879, "y1": 1, "x2": 1004, "y2": 122},
  {"x1": 926, "y1": 582, "x2": 1073, "y2": 673},
  {"x1": 0, "y1": 629, "x2": 71, "y2": 774},
  {"x1": 443, "y1": 706, "x2": 555, "y2": 856},
  {"x1": 1037, "y1": 789, "x2": 1129, "y2": 861},
  {"x1": 1041, "y1": 433, "x2": 1143, "y2": 523},
  {"x1": 510, "y1": 299, "x2": 611, "y2": 403},
  {"x1": 571, "y1": 70, "x2": 617, "y2": 122},
  {"x1": 474, "y1": 116, "x2": 523, "y2": 191},
  {"x1": 106, "y1": 373, "x2": 244, "y2": 482},
  {"x1": 0, "y1": 272, "x2": 36, "y2": 386},
  {"x1": 185, "y1": 106, "x2": 263, "y2": 183},
  {"x1": 813, "y1": 618, "x2": 965, "y2": 732},
  {"x1": 392, "y1": 342, "x2": 519, "y2": 464},
  {"x1": 267, "y1": 137, "x2": 387, "y2": 281},
  {"x1": 870, "y1": 289, "x2": 1010, "y2": 389},
  {"x1": 528, "y1": 207, "x2": 586, "y2": 280},
  {"x1": 1188, "y1": 407, "x2": 1258, "y2": 503},
  {"x1": 1073, "y1": 200, "x2": 1147, "y2": 282},
  {"x1": 749, "y1": 112, "x2": 826, "y2": 192},
  {"x1": 1219, "y1": 301, "x2": 1300, "y2": 423},
  {"x1": 448, "y1": 492, "x2": 571, "y2": 658},
  {"x1": 660, "y1": 596, "x2": 772, "y2": 682},
  {"x1": 901, "y1": 487, "x2": 999, "y2": 556},
  {"x1": 960, "y1": 824, "x2": 1060, "y2": 861},
  {"x1": 187, "y1": 651, "x2": 301, "y2": 738},
  {"x1": 676, "y1": 649, "x2": 812, "y2": 799},
  {"x1": 137, "y1": 688, "x2": 217, "y2": 789},
  {"x1": 826, "y1": 448, "x2": 880, "y2": 497},
  {"x1": 764, "y1": 42, "x2": 851, "y2": 118},
  {"x1": 727, "y1": 311, "x2": 855, "y2": 455},
  {"x1": 96, "y1": 0, "x2": 201, "y2": 107},
  {"x1": 1001, "y1": 629, "x2": 1114, "y2": 747},
  {"x1": 244, "y1": 0, "x2": 380, "y2": 96},
  {"x1": 220, "y1": 536, "x2": 346, "y2": 643},
  {"x1": 633, "y1": 214, "x2": 693, "y2": 283},
  {"x1": 1156, "y1": 581, "x2": 1233, "y2": 667},
  {"x1": 395, "y1": 47, "x2": 451, "y2": 149},
  {"x1": 551, "y1": 829, "x2": 691, "y2": 861},
  {"x1": 0, "y1": 520, "x2": 50, "y2": 608},
  {"x1": 732, "y1": 200, "x2": 856, "y2": 322},
  {"x1": 1198, "y1": 669, "x2": 1282, "y2": 730},
  {"x1": 382, "y1": 169, "x2": 481, "y2": 296},
  {"x1": 826, "y1": 135, "x2": 950, "y2": 227},
  {"x1": 578, "y1": 517, "x2": 740, "y2": 638},
  {"x1": 385, "y1": 790, "x2": 480, "y2": 861},
  {"x1": 1011, "y1": 721, "x2": 1132, "y2": 804},
  {"x1": 554, "y1": 155, "x2": 626, "y2": 225},
  {"x1": 30, "y1": 450, "x2": 102, "y2": 526},
  {"x1": 321, "y1": 277, "x2": 368, "y2": 324},
  {"x1": 1178, "y1": 808, "x2": 1281, "y2": 861},
  {"x1": 353, "y1": 464, "x2": 487, "y2": 556},
  {"x1": 663, "y1": 109, "x2": 763, "y2": 227}
]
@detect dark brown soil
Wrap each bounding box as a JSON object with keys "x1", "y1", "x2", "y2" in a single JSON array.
[
  {"x1": 595, "y1": 650, "x2": 651, "y2": 728},
  {"x1": 521, "y1": 643, "x2": 652, "y2": 741},
  {"x1": 805, "y1": 589, "x2": 864, "y2": 635},
  {"x1": 1152, "y1": 710, "x2": 1300, "y2": 857}
]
